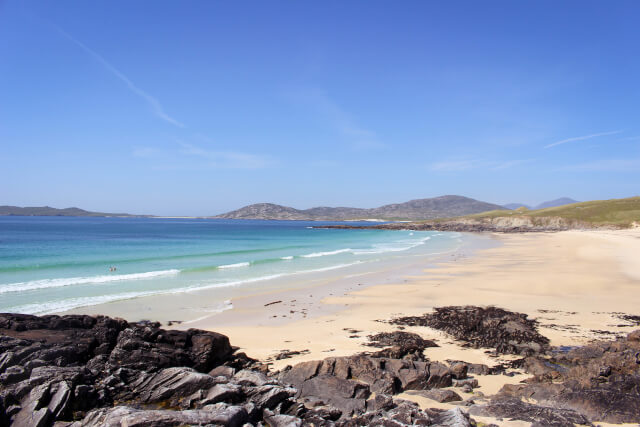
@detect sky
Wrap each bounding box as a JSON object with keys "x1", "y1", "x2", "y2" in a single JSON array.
[{"x1": 1, "y1": 1, "x2": 639, "y2": 216}]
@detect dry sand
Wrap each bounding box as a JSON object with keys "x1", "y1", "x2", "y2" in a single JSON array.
[{"x1": 183, "y1": 228, "x2": 640, "y2": 416}]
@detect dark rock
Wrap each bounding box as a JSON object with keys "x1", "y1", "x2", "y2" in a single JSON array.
[
  {"x1": 391, "y1": 306, "x2": 550, "y2": 356},
  {"x1": 198, "y1": 383, "x2": 243, "y2": 406},
  {"x1": 209, "y1": 365, "x2": 235, "y2": 378},
  {"x1": 80, "y1": 404, "x2": 248, "y2": 427},
  {"x1": 121, "y1": 367, "x2": 217, "y2": 407},
  {"x1": 405, "y1": 389, "x2": 462, "y2": 403},
  {"x1": 429, "y1": 407, "x2": 474, "y2": 427},
  {"x1": 470, "y1": 397, "x2": 591, "y2": 426},
  {"x1": 232, "y1": 369, "x2": 271, "y2": 387},
  {"x1": 0, "y1": 312, "x2": 486, "y2": 426},
  {"x1": 479, "y1": 330, "x2": 640, "y2": 424},
  {"x1": 365, "y1": 394, "x2": 394, "y2": 412},
  {"x1": 248, "y1": 384, "x2": 296, "y2": 410},
  {"x1": 298, "y1": 375, "x2": 369, "y2": 418},
  {"x1": 263, "y1": 410, "x2": 302, "y2": 427},
  {"x1": 448, "y1": 362, "x2": 468, "y2": 380},
  {"x1": 366, "y1": 332, "x2": 437, "y2": 360}
]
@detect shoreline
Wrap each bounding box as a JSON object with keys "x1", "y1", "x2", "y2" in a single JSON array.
[
  {"x1": 61, "y1": 232, "x2": 496, "y2": 326},
  {"x1": 174, "y1": 228, "x2": 640, "y2": 412}
]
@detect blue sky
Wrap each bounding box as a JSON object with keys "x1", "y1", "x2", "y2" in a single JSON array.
[{"x1": 1, "y1": 1, "x2": 639, "y2": 215}]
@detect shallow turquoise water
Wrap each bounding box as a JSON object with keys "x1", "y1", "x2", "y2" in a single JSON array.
[{"x1": 0, "y1": 217, "x2": 462, "y2": 314}]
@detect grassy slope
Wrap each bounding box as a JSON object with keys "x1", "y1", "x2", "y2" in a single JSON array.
[{"x1": 461, "y1": 197, "x2": 640, "y2": 227}]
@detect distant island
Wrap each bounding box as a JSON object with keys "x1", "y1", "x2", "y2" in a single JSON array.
[{"x1": 0, "y1": 206, "x2": 143, "y2": 218}]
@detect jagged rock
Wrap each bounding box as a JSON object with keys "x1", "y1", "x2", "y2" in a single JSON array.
[
  {"x1": 80, "y1": 404, "x2": 248, "y2": 427},
  {"x1": 248, "y1": 384, "x2": 296, "y2": 411},
  {"x1": 280, "y1": 355, "x2": 452, "y2": 398},
  {"x1": 233, "y1": 369, "x2": 271, "y2": 387},
  {"x1": 469, "y1": 397, "x2": 591, "y2": 426},
  {"x1": 298, "y1": 375, "x2": 370, "y2": 418},
  {"x1": 391, "y1": 306, "x2": 550, "y2": 356},
  {"x1": 486, "y1": 330, "x2": 640, "y2": 424},
  {"x1": 365, "y1": 394, "x2": 394, "y2": 412},
  {"x1": 405, "y1": 389, "x2": 462, "y2": 403},
  {"x1": 209, "y1": 365, "x2": 236, "y2": 378},
  {"x1": 198, "y1": 383, "x2": 244, "y2": 406},
  {"x1": 0, "y1": 313, "x2": 252, "y2": 426},
  {"x1": 263, "y1": 410, "x2": 302, "y2": 427},
  {"x1": 429, "y1": 407, "x2": 474, "y2": 427},
  {"x1": 125, "y1": 367, "x2": 217, "y2": 406},
  {"x1": 106, "y1": 327, "x2": 232, "y2": 373}
]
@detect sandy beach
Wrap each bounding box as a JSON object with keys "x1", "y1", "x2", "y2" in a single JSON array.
[{"x1": 178, "y1": 228, "x2": 640, "y2": 415}]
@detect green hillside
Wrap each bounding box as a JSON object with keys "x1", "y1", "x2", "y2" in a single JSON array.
[{"x1": 464, "y1": 196, "x2": 640, "y2": 227}]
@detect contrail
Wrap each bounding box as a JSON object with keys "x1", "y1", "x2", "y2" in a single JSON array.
[
  {"x1": 545, "y1": 130, "x2": 622, "y2": 148},
  {"x1": 54, "y1": 25, "x2": 184, "y2": 128}
]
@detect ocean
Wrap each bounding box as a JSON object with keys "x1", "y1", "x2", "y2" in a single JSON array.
[{"x1": 0, "y1": 216, "x2": 467, "y2": 316}]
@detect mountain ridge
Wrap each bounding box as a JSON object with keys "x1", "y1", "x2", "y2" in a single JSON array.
[{"x1": 214, "y1": 195, "x2": 505, "y2": 220}]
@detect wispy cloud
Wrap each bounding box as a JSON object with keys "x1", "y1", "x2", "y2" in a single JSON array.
[
  {"x1": 560, "y1": 158, "x2": 640, "y2": 172},
  {"x1": 544, "y1": 130, "x2": 623, "y2": 149},
  {"x1": 54, "y1": 26, "x2": 184, "y2": 128},
  {"x1": 429, "y1": 158, "x2": 532, "y2": 172},
  {"x1": 288, "y1": 88, "x2": 385, "y2": 150}
]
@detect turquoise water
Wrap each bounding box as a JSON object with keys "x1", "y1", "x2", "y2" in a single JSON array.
[{"x1": 0, "y1": 217, "x2": 462, "y2": 315}]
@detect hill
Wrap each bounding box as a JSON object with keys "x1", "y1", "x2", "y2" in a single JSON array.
[
  {"x1": 465, "y1": 196, "x2": 640, "y2": 226},
  {"x1": 0, "y1": 206, "x2": 138, "y2": 217},
  {"x1": 215, "y1": 195, "x2": 505, "y2": 221},
  {"x1": 322, "y1": 197, "x2": 640, "y2": 232}
]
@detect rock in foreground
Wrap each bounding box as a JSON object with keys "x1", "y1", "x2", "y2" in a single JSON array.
[
  {"x1": 0, "y1": 313, "x2": 472, "y2": 426},
  {"x1": 471, "y1": 329, "x2": 640, "y2": 424}
]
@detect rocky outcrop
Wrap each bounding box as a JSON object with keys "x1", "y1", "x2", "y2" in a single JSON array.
[
  {"x1": 4, "y1": 311, "x2": 639, "y2": 426},
  {"x1": 278, "y1": 352, "x2": 457, "y2": 417},
  {"x1": 471, "y1": 329, "x2": 640, "y2": 424},
  {"x1": 0, "y1": 313, "x2": 475, "y2": 426},
  {"x1": 391, "y1": 306, "x2": 550, "y2": 356}
]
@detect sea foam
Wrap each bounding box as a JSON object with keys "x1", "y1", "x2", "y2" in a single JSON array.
[
  {"x1": 301, "y1": 248, "x2": 352, "y2": 258},
  {"x1": 217, "y1": 262, "x2": 250, "y2": 269},
  {"x1": 0, "y1": 269, "x2": 180, "y2": 295}
]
